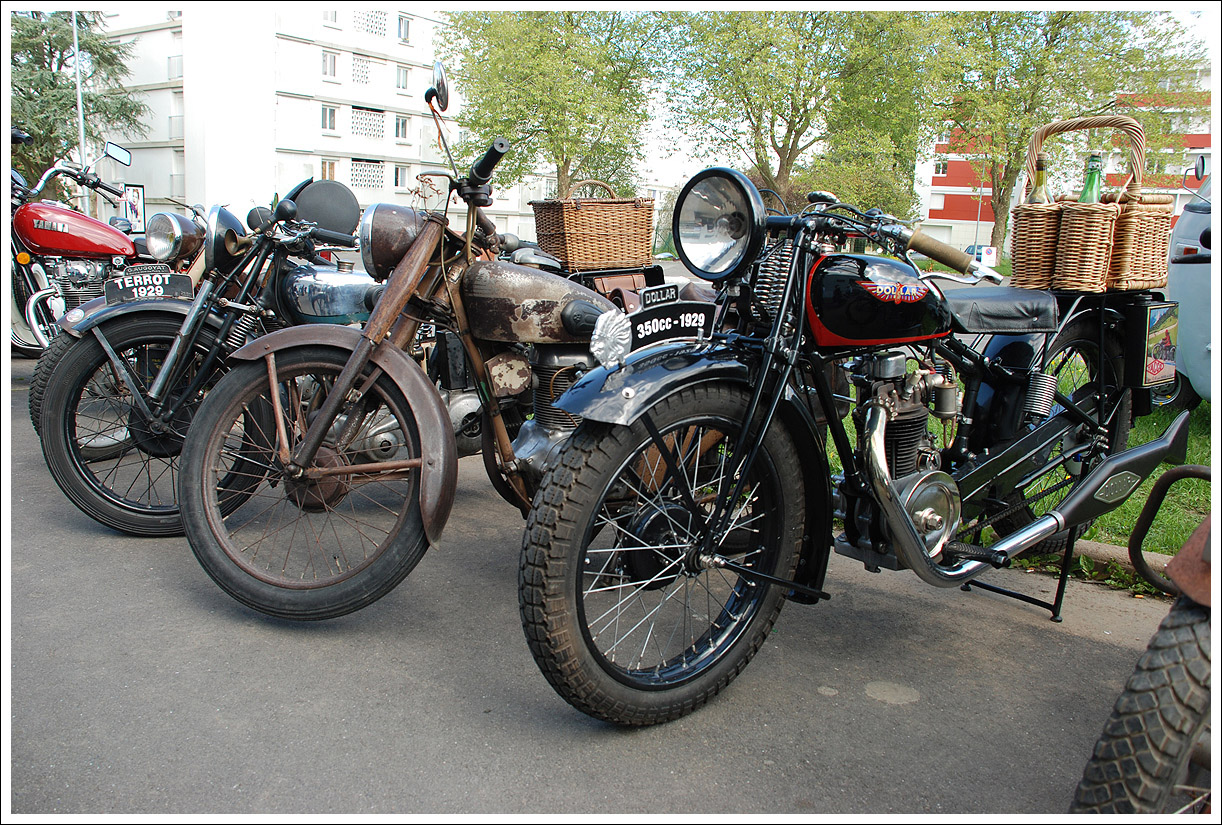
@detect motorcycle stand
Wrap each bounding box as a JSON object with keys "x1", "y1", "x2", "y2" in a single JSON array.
[{"x1": 958, "y1": 526, "x2": 1081, "y2": 622}]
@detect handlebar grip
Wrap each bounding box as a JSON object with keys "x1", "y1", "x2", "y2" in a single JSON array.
[
  {"x1": 311, "y1": 227, "x2": 358, "y2": 248},
  {"x1": 469, "y1": 138, "x2": 511, "y2": 186},
  {"x1": 97, "y1": 179, "x2": 125, "y2": 198},
  {"x1": 907, "y1": 227, "x2": 976, "y2": 273}
]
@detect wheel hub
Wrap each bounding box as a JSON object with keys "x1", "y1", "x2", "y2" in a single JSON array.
[
  {"x1": 127, "y1": 397, "x2": 198, "y2": 458},
  {"x1": 622, "y1": 502, "x2": 698, "y2": 589},
  {"x1": 284, "y1": 446, "x2": 350, "y2": 511}
]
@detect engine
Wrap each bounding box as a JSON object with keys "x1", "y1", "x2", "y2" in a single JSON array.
[{"x1": 45, "y1": 258, "x2": 113, "y2": 311}]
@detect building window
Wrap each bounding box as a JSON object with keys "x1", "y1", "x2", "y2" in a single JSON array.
[
  {"x1": 394, "y1": 164, "x2": 412, "y2": 188},
  {"x1": 396, "y1": 65, "x2": 410, "y2": 92},
  {"x1": 398, "y1": 15, "x2": 411, "y2": 42},
  {"x1": 351, "y1": 159, "x2": 384, "y2": 189},
  {"x1": 321, "y1": 105, "x2": 337, "y2": 131},
  {"x1": 933, "y1": 159, "x2": 949, "y2": 177},
  {"x1": 351, "y1": 107, "x2": 384, "y2": 138},
  {"x1": 322, "y1": 50, "x2": 337, "y2": 79},
  {"x1": 322, "y1": 10, "x2": 338, "y2": 26},
  {"x1": 354, "y1": 10, "x2": 387, "y2": 37},
  {"x1": 321, "y1": 159, "x2": 338, "y2": 181},
  {"x1": 352, "y1": 56, "x2": 370, "y2": 85},
  {"x1": 395, "y1": 115, "x2": 411, "y2": 141},
  {"x1": 929, "y1": 193, "x2": 945, "y2": 211}
]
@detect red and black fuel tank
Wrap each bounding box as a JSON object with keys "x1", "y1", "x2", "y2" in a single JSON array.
[
  {"x1": 805, "y1": 254, "x2": 952, "y2": 348},
  {"x1": 461, "y1": 259, "x2": 615, "y2": 344},
  {"x1": 13, "y1": 201, "x2": 136, "y2": 258}
]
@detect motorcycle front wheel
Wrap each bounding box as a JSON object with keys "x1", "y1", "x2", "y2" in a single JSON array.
[
  {"x1": 38, "y1": 315, "x2": 231, "y2": 536},
  {"x1": 1070, "y1": 596, "x2": 1211, "y2": 813},
  {"x1": 178, "y1": 346, "x2": 427, "y2": 621},
  {"x1": 520, "y1": 384, "x2": 804, "y2": 726}
]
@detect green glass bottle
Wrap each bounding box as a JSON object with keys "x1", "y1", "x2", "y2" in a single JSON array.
[
  {"x1": 1078, "y1": 152, "x2": 1104, "y2": 203},
  {"x1": 1026, "y1": 152, "x2": 1053, "y2": 204}
]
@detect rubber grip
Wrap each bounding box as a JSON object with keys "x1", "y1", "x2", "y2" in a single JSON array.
[
  {"x1": 312, "y1": 227, "x2": 357, "y2": 247},
  {"x1": 907, "y1": 227, "x2": 975, "y2": 273},
  {"x1": 97, "y1": 180, "x2": 125, "y2": 198},
  {"x1": 470, "y1": 138, "x2": 510, "y2": 185}
]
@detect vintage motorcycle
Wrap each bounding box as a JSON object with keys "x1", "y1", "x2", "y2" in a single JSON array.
[
  {"x1": 516, "y1": 166, "x2": 1191, "y2": 726},
  {"x1": 34, "y1": 176, "x2": 364, "y2": 537},
  {"x1": 11, "y1": 129, "x2": 164, "y2": 358},
  {"x1": 176, "y1": 62, "x2": 617, "y2": 620},
  {"x1": 1071, "y1": 465, "x2": 1210, "y2": 813}
]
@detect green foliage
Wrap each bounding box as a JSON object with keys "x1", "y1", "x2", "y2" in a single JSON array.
[
  {"x1": 10, "y1": 11, "x2": 149, "y2": 196},
  {"x1": 927, "y1": 10, "x2": 1208, "y2": 248},
  {"x1": 662, "y1": 11, "x2": 934, "y2": 218},
  {"x1": 436, "y1": 11, "x2": 665, "y2": 197}
]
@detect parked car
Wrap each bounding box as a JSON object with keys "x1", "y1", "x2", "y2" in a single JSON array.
[
  {"x1": 1158, "y1": 159, "x2": 1211, "y2": 410},
  {"x1": 964, "y1": 244, "x2": 988, "y2": 261}
]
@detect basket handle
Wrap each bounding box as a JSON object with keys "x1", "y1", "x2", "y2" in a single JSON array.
[
  {"x1": 565, "y1": 179, "x2": 619, "y2": 199},
  {"x1": 1023, "y1": 115, "x2": 1146, "y2": 202}
]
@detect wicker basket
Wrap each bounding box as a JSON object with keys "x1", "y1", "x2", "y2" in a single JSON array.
[
  {"x1": 531, "y1": 180, "x2": 654, "y2": 271},
  {"x1": 1010, "y1": 115, "x2": 1172, "y2": 292}
]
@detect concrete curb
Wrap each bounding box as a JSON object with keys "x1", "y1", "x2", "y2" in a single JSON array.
[{"x1": 1061, "y1": 539, "x2": 1168, "y2": 577}]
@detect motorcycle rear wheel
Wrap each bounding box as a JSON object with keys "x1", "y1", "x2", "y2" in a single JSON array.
[
  {"x1": 38, "y1": 315, "x2": 232, "y2": 536},
  {"x1": 520, "y1": 384, "x2": 804, "y2": 726},
  {"x1": 179, "y1": 346, "x2": 427, "y2": 621},
  {"x1": 991, "y1": 315, "x2": 1131, "y2": 555},
  {"x1": 1070, "y1": 596, "x2": 1211, "y2": 813}
]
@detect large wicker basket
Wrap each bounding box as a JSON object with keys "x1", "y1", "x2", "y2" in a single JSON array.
[
  {"x1": 531, "y1": 180, "x2": 654, "y2": 271},
  {"x1": 1010, "y1": 115, "x2": 1173, "y2": 292}
]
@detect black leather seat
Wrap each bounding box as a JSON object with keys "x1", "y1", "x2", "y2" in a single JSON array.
[{"x1": 944, "y1": 286, "x2": 1058, "y2": 334}]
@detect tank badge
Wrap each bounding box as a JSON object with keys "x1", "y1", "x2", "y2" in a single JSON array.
[
  {"x1": 34, "y1": 219, "x2": 70, "y2": 233},
  {"x1": 861, "y1": 282, "x2": 928, "y2": 303}
]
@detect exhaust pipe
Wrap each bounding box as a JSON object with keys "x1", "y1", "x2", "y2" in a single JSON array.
[{"x1": 865, "y1": 403, "x2": 1192, "y2": 588}]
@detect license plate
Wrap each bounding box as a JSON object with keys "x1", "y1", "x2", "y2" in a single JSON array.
[
  {"x1": 104, "y1": 268, "x2": 190, "y2": 305},
  {"x1": 630, "y1": 301, "x2": 715, "y2": 350}
]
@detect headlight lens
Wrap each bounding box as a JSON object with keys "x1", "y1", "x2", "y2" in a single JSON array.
[
  {"x1": 145, "y1": 211, "x2": 203, "y2": 263},
  {"x1": 673, "y1": 168, "x2": 765, "y2": 281}
]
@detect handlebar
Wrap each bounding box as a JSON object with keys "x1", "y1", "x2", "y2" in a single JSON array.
[
  {"x1": 469, "y1": 138, "x2": 510, "y2": 187},
  {"x1": 311, "y1": 226, "x2": 358, "y2": 248},
  {"x1": 95, "y1": 178, "x2": 125, "y2": 199}
]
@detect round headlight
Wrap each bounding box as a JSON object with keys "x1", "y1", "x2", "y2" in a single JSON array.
[
  {"x1": 145, "y1": 211, "x2": 204, "y2": 263},
  {"x1": 205, "y1": 205, "x2": 248, "y2": 273},
  {"x1": 672, "y1": 168, "x2": 765, "y2": 281},
  {"x1": 359, "y1": 203, "x2": 428, "y2": 282}
]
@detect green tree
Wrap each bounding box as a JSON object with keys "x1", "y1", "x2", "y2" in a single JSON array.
[
  {"x1": 930, "y1": 11, "x2": 1208, "y2": 248},
  {"x1": 10, "y1": 11, "x2": 149, "y2": 198},
  {"x1": 437, "y1": 11, "x2": 665, "y2": 197},
  {"x1": 664, "y1": 11, "x2": 932, "y2": 218}
]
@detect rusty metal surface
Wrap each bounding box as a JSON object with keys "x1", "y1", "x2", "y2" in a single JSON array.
[
  {"x1": 486, "y1": 350, "x2": 531, "y2": 397},
  {"x1": 461, "y1": 259, "x2": 614, "y2": 344},
  {"x1": 1165, "y1": 515, "x2": 1211, "y2": 607},
  {"x1": 359, "y1": 203, "x2": 430, "y2": 281}
]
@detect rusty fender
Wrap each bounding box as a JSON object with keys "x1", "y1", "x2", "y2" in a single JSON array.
[{"x1": 229, "y1": 324, "x2": 457, "y2": 545}]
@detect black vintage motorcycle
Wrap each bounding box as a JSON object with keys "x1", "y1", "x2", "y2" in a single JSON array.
[
  {"x1": 517, "y1": 166, "x2": 1191, "y2": 726},
  {"x1": 34, "y1": 176, "x2": 364, "y2": 537},
  {"x1": 176, "y1": 62, "x2": 618, "y2": 620}
]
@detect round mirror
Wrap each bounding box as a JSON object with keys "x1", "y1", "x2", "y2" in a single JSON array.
[
  {"x1": 427, "y1": 61, "x2": 450, "y2": 111},
  {"x1": 672, "y1": 168, "x2": 765, "y2": 281}
]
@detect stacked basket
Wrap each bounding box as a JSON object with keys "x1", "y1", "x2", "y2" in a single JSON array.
[
  {"x1": 1010, "y1": 115, "x2": 1173, "y2": 293},
  {"x1": 531, "y1": 180, "x2": 654, "y2": 272}
]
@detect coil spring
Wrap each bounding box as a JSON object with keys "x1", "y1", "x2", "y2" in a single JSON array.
[
  {"x1": 751, "y1": 239, "x2": 795, "y2": 328},
  {"x1": 225, "y1": 312, "x2": 260, "y2": 351},
  {"x1": 1023, "y1": 371, "x2": 1058, "y2": 421}
]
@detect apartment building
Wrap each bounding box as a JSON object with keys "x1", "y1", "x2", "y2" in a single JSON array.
[
  {"x1": 103, "y1": 8, "x2": 662, "y2": 241},
  {"x1": 915, "y1": 68, "x2": 1212, "y2": 255}
]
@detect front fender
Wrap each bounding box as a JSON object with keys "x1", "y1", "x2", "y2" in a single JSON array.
[
  {"x1": 58, "y1": 295, "x2": 220, "y2": 338},
  {"x1": 230, "y1": 325, "x2": 457, "y2": 545}
]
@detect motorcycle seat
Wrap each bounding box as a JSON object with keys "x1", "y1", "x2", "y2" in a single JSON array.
[{"x1": 945, "y1": 286, "x2": 1058, "y2": 334}]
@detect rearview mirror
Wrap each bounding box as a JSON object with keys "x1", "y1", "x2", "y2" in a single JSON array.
[
  {"x1": 104, "y1": 142, "x2": 131, "y2": 167},
  {"x1": 425, "y1": 61, "x2": 449, "y2": 111}
]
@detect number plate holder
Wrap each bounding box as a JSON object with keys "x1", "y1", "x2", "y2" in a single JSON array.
[
  {"x1": 630, "y1": 300, "x2": 715, "y2": 351},
  {"x1": 104, "y1": 266, "x2": 190, "y2": 305}
]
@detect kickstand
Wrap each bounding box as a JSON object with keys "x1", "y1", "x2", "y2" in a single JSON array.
[{"x1": 960, "y1": 528, "x2": 1078, "y2": 622}]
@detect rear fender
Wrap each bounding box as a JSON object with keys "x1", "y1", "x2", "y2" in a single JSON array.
[
  {"x1": 230, "y1": 325, "x2": 457, "y2": 544},
  {"x1": 555, "y1": 340, "x2": 834, "y2": 600}
]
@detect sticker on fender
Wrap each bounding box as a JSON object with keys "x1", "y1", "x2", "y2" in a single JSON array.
[
  {"x1": 629, "y1": 301, "x2": 714, "y2": 350},
  {"x1": 105, "y1": 269, "x2": 192, "y2": 305}
]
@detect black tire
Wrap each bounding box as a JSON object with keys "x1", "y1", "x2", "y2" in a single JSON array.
[
  {"x1": 179, "y1": 346, "x2": 428, "y2": 620},
  {"x1": 1151, "y1": 373, "x2": 1202, "y2": 413},
  {"x1": 992, "y1": 315, "x2": 1132, "y2": 555},
  {"x1": 520, "y1": 384, "x2": 804, "y2": 726},
  {"x1": 1070, "y1": 596, "x2": 1211, "y2": 813},
  {"x1": 29, "y1": 324, "x2": 78, "y2": 433},
  {"x1": 38, "y1": 315, "x2": 231, "y2": 537}
]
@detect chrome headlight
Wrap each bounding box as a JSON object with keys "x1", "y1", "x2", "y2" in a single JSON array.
[
  {"x1": 205, "y1": 205, "x2": 249, "y2": 273},
  {"x1": 145, "y1": 211, "x2": 205, "y2": 263},
  {"x1": 673, "y1": 167, "x2": 765, "y2": 281},
  {"x1": 359, "y1": 203, "x2": 428, "y2": 282}
]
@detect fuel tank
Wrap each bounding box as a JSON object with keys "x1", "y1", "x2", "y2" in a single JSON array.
[
  {"x1": 461, "y1": 259, "x2": 615, "y2": 344},
  {"x1": 805, "y1": 254, "x2": 951, "y2": 348},
  {"x1": 13, "y1": 201, "x2": 136, "y2": 258},
  {"x1": 278, "y1": 262, "x2": 378, "y2": 325}
]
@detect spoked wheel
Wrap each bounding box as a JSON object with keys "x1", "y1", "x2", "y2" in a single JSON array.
[
  {"x1": 520, "y1": 384, "x2": 804, "y2": 726},
  {"x1": 179, "y1": 346, "x2": 427, "y2": 621},
  {"x1": 38, "y1": 315, "x2": 232, "y2": 537},
  {"x1": 1070, "y1": 596, "x2": 1211, "y2": 813},
  {"x1": 991, "y1": 316, "x2": 1131, "y2": 555}
]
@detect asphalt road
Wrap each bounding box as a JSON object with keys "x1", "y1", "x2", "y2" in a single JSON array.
[{"x1": 5, "y1": 352, "x2": 1175, "y2": 816}]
